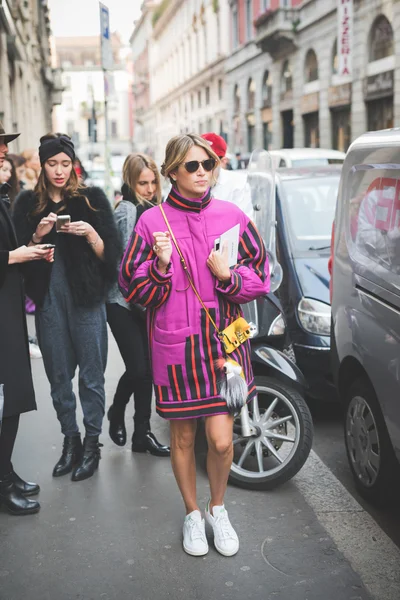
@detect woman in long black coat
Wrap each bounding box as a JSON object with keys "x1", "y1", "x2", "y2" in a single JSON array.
[{"x1": 0, "y1": 125, "x2": 54, "y2": 515}]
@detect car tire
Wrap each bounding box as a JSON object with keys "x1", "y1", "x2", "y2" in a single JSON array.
[{"x1": 344, "y1": 378, "x2": 400, "y2": 505}]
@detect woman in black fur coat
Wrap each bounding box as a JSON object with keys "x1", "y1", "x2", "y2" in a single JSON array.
[{"x1": 12, "y1": 133, "x2": 121, "y2": 482}]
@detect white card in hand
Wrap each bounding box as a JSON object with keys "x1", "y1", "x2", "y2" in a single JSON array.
[{"x1": 215, "y1": 223, "x2": 240, "y2": 267}]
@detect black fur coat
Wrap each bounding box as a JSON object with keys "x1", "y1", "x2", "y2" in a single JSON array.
[{"x1": 12, "y1": 187, "x2": 121, "y2": 308}]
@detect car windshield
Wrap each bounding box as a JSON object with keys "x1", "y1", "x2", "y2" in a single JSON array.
[
  {"x1": 280, "y1": 175, "x2": 340, "y2": 253},
  {"x1": 291, "y1": 158, "x2": 344, "y2": 167}
]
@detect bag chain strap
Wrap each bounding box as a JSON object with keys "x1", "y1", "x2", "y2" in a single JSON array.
[{"x1": 159, "y1": 204, "x2": 222, "y2": 336}]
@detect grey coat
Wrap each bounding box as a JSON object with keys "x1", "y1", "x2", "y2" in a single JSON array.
[{"x1": 107, "y1": 200, "x2": 137, "y2": 310}]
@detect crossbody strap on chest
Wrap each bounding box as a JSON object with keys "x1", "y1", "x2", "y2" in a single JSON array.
[{"x1": 159, "y1": 204, "x2": 221, "y2": 335}]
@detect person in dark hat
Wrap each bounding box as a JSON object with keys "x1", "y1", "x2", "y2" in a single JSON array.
[
  {"x1": 12, "y1": 133, "x2": 121, "y2": 483},
  {"x1": 0, "y1": 123, "x2": 54, "y2": 515}
]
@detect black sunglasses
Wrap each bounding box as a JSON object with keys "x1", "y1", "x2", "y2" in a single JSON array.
[{"x1": 183, "y1": 158, "x2": 216, "y2": 173}]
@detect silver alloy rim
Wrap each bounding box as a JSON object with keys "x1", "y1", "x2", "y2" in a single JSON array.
[
  {"x1": 346, "y1": 395, "x2": 380, "y2": 487},
  {"x1": 231, "y1": 384, "x2": 301, "y2": 479}
]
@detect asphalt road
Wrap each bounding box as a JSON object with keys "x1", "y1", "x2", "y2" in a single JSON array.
[
  {"x1": 0, "y1": 319, "x2": 399, "y2": 600},
  {"x1": 310, "y1": 399, "x2": 400, "y2": 549}
]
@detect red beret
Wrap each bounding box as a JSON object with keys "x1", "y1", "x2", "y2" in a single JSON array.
[{"x1": 201, "y1": 133, "x2": 227, "y2": 158}]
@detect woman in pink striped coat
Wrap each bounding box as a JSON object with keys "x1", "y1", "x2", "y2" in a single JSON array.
[{"x1": 120, "y1": 134, "x2": 269, "y2": 558}]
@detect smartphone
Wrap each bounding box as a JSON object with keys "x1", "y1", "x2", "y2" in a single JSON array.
[
  {"x1": 214, "y1": 238, "x2": 221, "y2": 252},
  {"x1": 41, "y1": 244, "x2": 56, "y2": 249},
  {"x1": 56, "y1": 215, "x2": 71, "y2": 232}
]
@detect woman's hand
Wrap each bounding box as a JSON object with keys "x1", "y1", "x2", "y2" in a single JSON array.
[
  {"x1": 34, "y1": 212, "x2": 57, "y2": 241},
  {"x1": 207, "y1": 243, "x2": 231, "y2": 282},
  {"x1": 9, "y1": 245, "x2": 54, "y2": 265},
  {"x1": 60, "y1": 220, "x2": 95, "y2": 238},
  {"x1": 152, "y1": 231, "x2": 172, "y2": 272}
]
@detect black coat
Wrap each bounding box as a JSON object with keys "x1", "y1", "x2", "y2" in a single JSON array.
[
  {"x1": 0, "y1": 189, "x2": 36, "y2": 418},
  {"x1": 12, "y1": 187, "x2": 121, "y2": 308}
]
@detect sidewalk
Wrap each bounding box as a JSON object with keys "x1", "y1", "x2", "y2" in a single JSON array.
[{"x1": 0, "y1": 331, "x2": 397, "y2": 600}]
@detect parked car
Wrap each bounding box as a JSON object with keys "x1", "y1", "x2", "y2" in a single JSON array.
[
  {"x1": 331, "y1": 128, "x2": 400, "y2": 503},
  {"x1": 271, "y1": 148, "x2": 346, "y2": 169},
  {"x1": 275, "y1": 167, "x2": 342, "y2": 401}
]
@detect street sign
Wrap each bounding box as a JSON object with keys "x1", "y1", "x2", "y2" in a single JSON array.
[{"x1": 99, "y1": 2, "x2": 113, "y2": 71}]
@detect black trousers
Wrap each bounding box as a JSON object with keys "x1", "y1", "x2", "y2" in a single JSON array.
[
  {"x1": 106, "y1": 303, "x2": 152, "y2": 426},
  {"x1": 0, "y1": 415, "x2": 20, "y2": 478}
]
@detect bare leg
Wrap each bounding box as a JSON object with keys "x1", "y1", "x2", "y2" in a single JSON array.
[
  {"x1": 205, "y1": 414, "x2": 234, "y2": 511},
  {"x1": 170, "y1": 419, "x2": 198, "y2": 514}
]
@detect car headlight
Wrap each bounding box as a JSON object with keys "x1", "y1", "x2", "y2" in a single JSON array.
[
  {"x1": 268, "y1": 314, "x2": 286, "y2": 336},
  {"x1": 297, "y1": 298, "x2": 331, "y2": 336}
]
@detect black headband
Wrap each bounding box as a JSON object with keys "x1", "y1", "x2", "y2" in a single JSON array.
[{"x1": 39, "y1": 136, "x2": 75, "y2": 165}]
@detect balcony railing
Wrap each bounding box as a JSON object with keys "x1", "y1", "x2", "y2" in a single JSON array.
[{"x1": 255, "y1": 8, "x2": 299, "y2": 59}]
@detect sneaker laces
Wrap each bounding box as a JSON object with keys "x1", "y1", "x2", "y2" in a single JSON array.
[
  {"x1": 187, "y1": 516, "x2": 206, "y2": 542},
  {"x1": 214, "y1": 510, "x2": 236, "y2": 541}
]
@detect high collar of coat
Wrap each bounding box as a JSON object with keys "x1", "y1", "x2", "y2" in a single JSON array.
[{"x1": 166, "y1": 186, "x2": 212, "y2": 212}]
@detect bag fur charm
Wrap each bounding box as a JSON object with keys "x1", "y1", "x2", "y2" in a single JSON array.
[{"x1": 216, "y1": 358, "x2": 248, "y2": 414}]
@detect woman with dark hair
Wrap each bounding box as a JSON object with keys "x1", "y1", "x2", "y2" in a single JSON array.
[
  {"x1": 106, "y1": 153, "x2": 169, "y2": 456},
  {"x1": 7, "y1": 154, "x2": 26, "y2": 191},
  {"x1": 120, "y1": 134, "x2": 269, "y2": 557},
  {"x1": 0, "y1": 155, "x2": 19, "y2": 204},
  {"x1": 13, "y1": 133, "x2": 121, "y2": 482}
]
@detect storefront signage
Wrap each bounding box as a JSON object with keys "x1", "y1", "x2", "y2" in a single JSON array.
[
  {"x1": 301, "y1": 92, "x2": 319, "y2": 115},
  {"x1": 338, "y1": 0, "x2": 353, "y2": 77},
  {"x1": 328, "y1": 83, "x2": 352, "y2": 108},
  {"x1": 364, "y1": 71, "x2": 394, "y2": 101}
]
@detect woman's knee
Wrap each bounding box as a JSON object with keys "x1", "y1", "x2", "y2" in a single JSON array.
[
  {"x1": 170, "y1": 422, "x2": 196, "y2": 451},
  {"x1": 207, "y1": 435, "x2": 233, "y2": 456}
]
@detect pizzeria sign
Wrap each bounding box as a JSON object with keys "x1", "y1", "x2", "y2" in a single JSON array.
[{"x1": 338, "y1": 0, "x2": 353, "y2": 77}]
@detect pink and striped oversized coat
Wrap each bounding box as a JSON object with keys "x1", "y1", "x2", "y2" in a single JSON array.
[{"x1": 119, "y1": 187, "x2": 270, "y2": 420}]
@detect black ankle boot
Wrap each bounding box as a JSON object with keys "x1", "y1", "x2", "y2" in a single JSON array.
[
  {"x1": 71, "y1": 436, "x2": 102, "y2": 482},
  {"x1": 107, "y1": 404, "x2": 127, "y2": 446},
  {"x1": 11, "y1": 471, "x2": 40, "y2": 496},
  {"x1": 53, "y1": 435, "x2": 83, "y2": 477},
  {"x1": 132, "y1": 422, "x2": 170, "y2": 457},
  {"x1": 0, "y1": 472, "x2": 40, "y2": 515}
]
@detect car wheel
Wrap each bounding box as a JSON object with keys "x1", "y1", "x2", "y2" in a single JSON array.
[
  {"x1": 229, "y1": 376, "x2": 313, "y2": 490},
  {"x1": 344, "y1": 378, "x2": 400, "y2": 505}
]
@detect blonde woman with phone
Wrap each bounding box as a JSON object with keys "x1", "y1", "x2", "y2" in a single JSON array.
[
  {"x1": 106, "y1": 153, "x2": 170, "y2": 456},
  {"x1": 12, "y1": 133, "x2": 121, "y2": 483}
]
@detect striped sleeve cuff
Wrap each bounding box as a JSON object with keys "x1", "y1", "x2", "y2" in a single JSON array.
[
  {"x1": 216, "y1": 269, "x2": 242, "y2": 296},
  {"x1": 149, "y1": 259, "x2": 174, "y2": 285}
]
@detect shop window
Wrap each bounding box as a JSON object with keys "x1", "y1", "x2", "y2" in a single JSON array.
[
  {"x1": 305, "y1": 49, "x2": 319, "y2": 83},
  {"x1": 205, "y1": 86, "x2": 210, "y2": 105},
  {"x1": 369, "y1": 15, "x2": 394, "y2": 62},
  {"x1": 234, "y1": 84, "x2": 241, "y2": 114},
  {"x1": 332, "y1": 40, "x2": 338, "y2": 75},
  {"x1": 247, "y1": 78, "x2": 255, "y2": 111},
  {"x1": 281, "y1": 60, "x2": 292, "y2": 95},
  {"x1": 262, "y1": 70, "x2": 273, "y2": 107},
  {"x1": 198, "y1": 90, "x2": 202, "y2": 108}
]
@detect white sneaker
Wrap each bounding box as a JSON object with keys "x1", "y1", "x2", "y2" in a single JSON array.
[
  {"x1": 205, "y1": 502, "x2": 239, "y2": 556},
  {"x1": 182, "y1": 510, "x2": 209, "y2": 556},
  {"x1": 29, "y1": 342, "x2": 42, "y2": 359}
]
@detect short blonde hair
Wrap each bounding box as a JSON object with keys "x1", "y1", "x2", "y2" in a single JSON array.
[
  {"x1": 161, "y1": 133, "x2": 220, "y2": 185},
  {"x1": 122, "y1": 153, "x2": 162, "y2": 206}
]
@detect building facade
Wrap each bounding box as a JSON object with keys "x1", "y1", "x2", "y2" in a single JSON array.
[
  {"x1": 130, "y1": 0, "x2": 157, "y2": 155},
  {"x1": 132, "y1": 0, "x2": 231, "y2": 164},
  {"x1": 53, "y1": 34, "x2": 133, "y2": 162},
  {"x1": 227, "y1": 0, "x2": 400, "y2": 153},
  {"x1": 0, "y1": 0, "x2": 62, "y2": 150}
]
